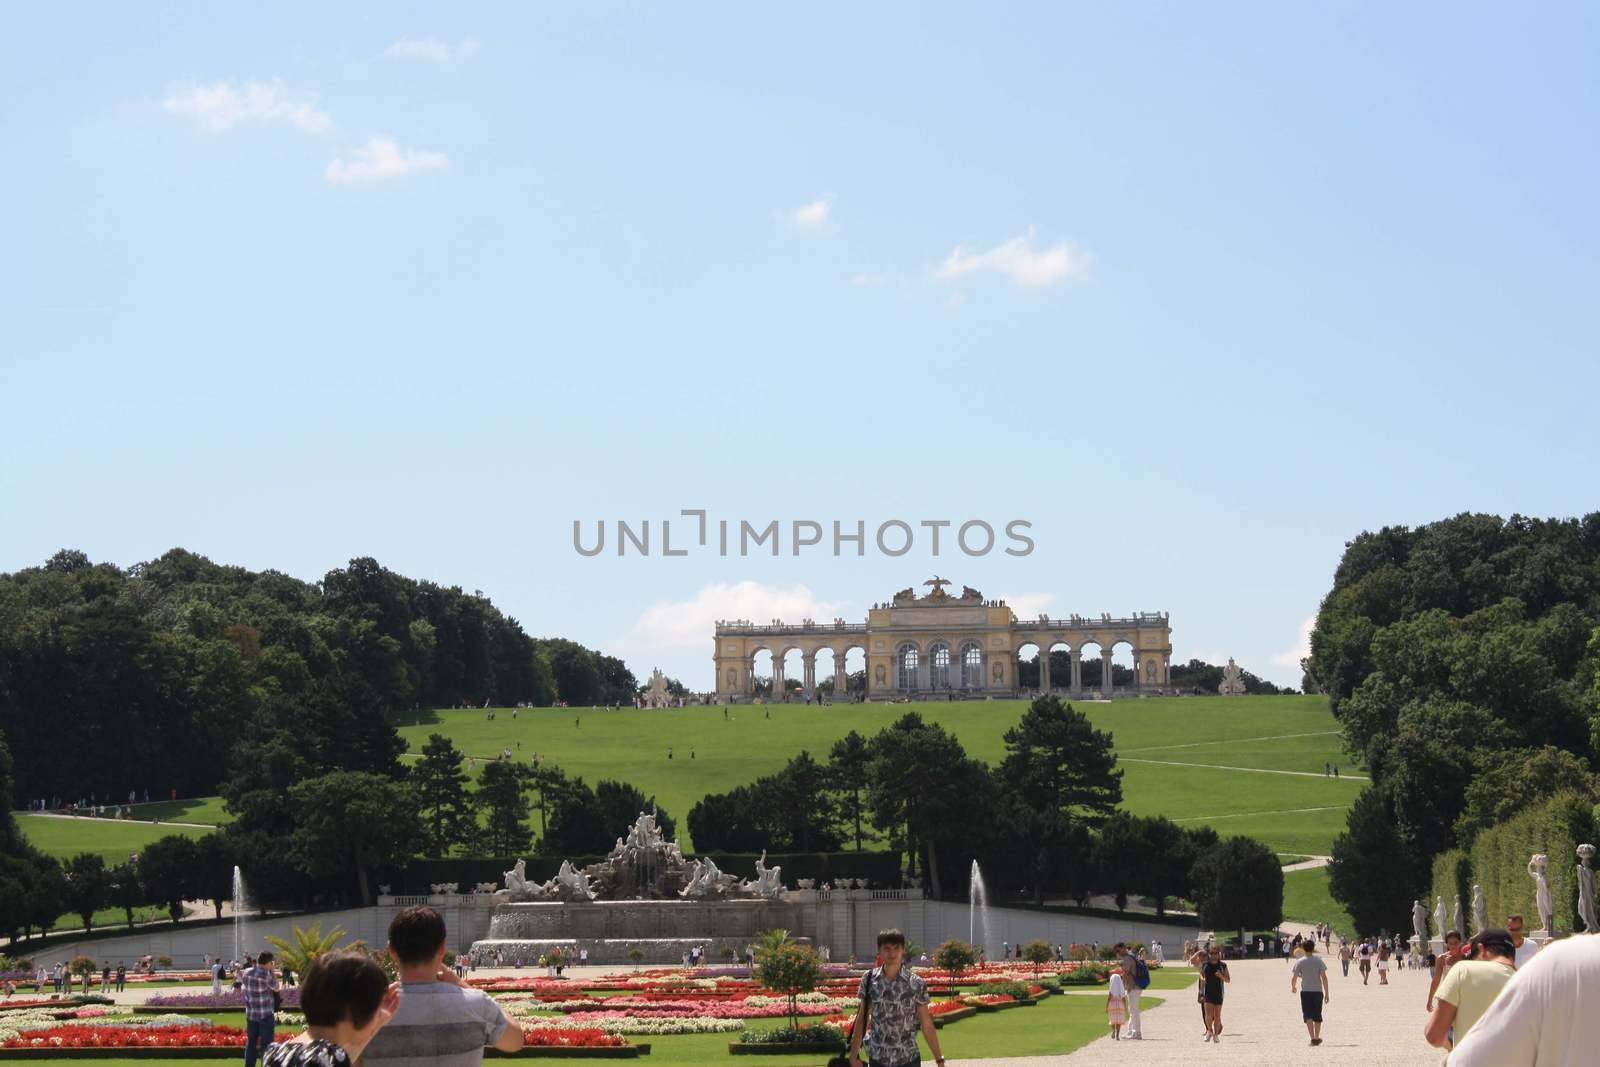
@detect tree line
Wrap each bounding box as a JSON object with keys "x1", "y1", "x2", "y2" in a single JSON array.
[
  {"x1": 0, "y1": 548, "x2": 637, "y2": 809},
  {"x1": 1308, "y1": 512, "x2": 1600, "y2": 934}
]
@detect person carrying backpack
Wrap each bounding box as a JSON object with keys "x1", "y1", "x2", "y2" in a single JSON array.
[
  {"x1": 848, "y1": 929, "x2": 948, "y2": 1067},
  {"x1": 1119, "y1": 944, "x2": 1151, "y2": 1039}
]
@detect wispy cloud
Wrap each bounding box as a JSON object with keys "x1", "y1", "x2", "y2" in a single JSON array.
[
  {"x1": 849, "y1": 273, "x2": 884, "y2": 287},
  {"x1": 162, "y1": 80, "x2": 333, "y2": 134},
  {"x1": 1001, "y1": 591, "x2": 1055, "y2": 618},
  {"x1": 790, "y1": 198, "x2": 835, "y2": 233},
  {"x1": 631, "y1": 581, "x2": 842, "y2": 650},
  {"x1": 325, "y1": 136, "x2": 449, "y2": 184},
  {"x1": 1273, "y1": 614, "x2": 1316, "y2": 672},
  {"x1": 387, "y1": 38, "x2": 479, "y2": 64},
  {"x1": 935, "y1": 228, "x2": 1090, "y2": 287}
]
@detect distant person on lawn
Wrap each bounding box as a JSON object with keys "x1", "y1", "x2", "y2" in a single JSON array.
[{"x1": 361, "y1": 905, "x2": 523, "y2": 1067}]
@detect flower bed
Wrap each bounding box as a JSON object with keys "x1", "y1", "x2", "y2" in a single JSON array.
[
  {"x1": 142, "y1": 990, "x2": 301, "y2": 1010},
  {"x1": 512, "y1": 1010, "x2": 742, "y2": 1036},
  {"x1": 1, "y1": 1023, "x2": 259, "y2": 1048}
]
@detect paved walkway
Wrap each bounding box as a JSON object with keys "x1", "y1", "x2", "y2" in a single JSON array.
[{"x1": 953, "y1": 957, "x2": 1442, "y2": 1065}]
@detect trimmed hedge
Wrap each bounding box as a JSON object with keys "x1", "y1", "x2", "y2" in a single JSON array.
[
  {"x1": 1429, "y1": 849, "x2": 1473, "y2": 938},
  {"x1": 1469, "y1": 791, "x2": 1595, "y2": 936}
]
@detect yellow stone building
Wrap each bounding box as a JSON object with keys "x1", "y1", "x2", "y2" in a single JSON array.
[{"x1": 713, "y1": 577, "x2": 1172, "y2": 701}]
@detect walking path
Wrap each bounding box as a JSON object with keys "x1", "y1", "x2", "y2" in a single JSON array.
[
  {"x1": 1119, "y1": 730, "x2": 1343, "y2": 753},
  {"x1": 953, "y1": 957, "x2": 1439, "y2": 1065},
  {"x1": 1118, "y1": 757, "x2": 1371, "y2": 781},
  {"x1": 19, "y1": 812, "x2": 215, "y2": 829}
]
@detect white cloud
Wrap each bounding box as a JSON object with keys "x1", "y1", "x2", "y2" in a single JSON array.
[
  {"x1": 631, "y1": 581, "x2": 842, "y2": 650},
  {"x1": 387, "y1": 38, "x2": 479, "y2": 64},
  {"x1": 934, "y1": 227, "x2": 1090, "y2": 287},
  {"x1": 790, "y1": 198, "x2": 834, "y2": 233},
  {"x1": 1001, "y1": 591, "x2": 1055, "y2": 618},
  {"x1": 849, "y1": 273, "x2": 883, "y2": 287},
  {"x1": 162, "y1": 80, "x2": 334, "y2": 134},
  {"x1": 325, "y1": 136, "x2": 449, "y2": 184},
  {"x1": 1273, "y1": 614, "x2": 1316, "y2": 672}
]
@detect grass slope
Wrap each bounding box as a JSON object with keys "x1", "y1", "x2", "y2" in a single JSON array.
[
  {"x1": 17, "y1": 813, "x2": 211, "y2": 864},
  {"x1": 397, "y1": 694, "x2": 1358, "y2": 854},
  {"x1": 1282, "y1": 866, "x2": 1355, "y2": 936}
]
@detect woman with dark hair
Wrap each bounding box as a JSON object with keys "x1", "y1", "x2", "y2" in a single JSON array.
[{"x1": 263, "y1": 952, "x2": 400, "y2": 1067}]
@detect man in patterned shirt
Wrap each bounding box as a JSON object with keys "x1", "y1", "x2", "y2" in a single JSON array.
[
  {"x1": 241, "y1": 950, "x2": 280, "y2": 1067},
  {"x1": 849, "y1": 929, "x2": 947, "y2": 1067}
]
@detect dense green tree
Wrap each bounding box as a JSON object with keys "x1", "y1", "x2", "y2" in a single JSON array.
[
  {"x1": 686, "y1": 784, "x2": 769, "y2": 853},
  {"x1": 287, "y1": 772, "x2": 422, "y2": 905},
  {"x1": 998, "y1": 697, "x2": 1123, "y2": 823},
  {"x1": 593, "y1": 780, "x2": 675, "y2": 842},
  {"x1": 107, "y1": 862, "x2": 144, "y2": 929},
  {"x1": 1456, "y1": 746, "x2": 1598, "y2": 844},
  {"x1": 865, "y1": 713, "x2": 991, "y2": 898},
  {"x1": 62, "y1": 852, "x2": 111, "y2": 932},
  {"x1": 827, "y1": 731, "x2": 872, "y2": 850},
  {"x1": 1327, "y1": 788, "x2": 1424, "y2": 934},
  {"x1": 478, "y1": 761, "x2": 534, "y2": 857},
  {"x1": 193, "y1": 833, "x2": 236, "y2": 919},
  {"x1": 413, "y1": 734, "x2": 478, "y2": 857},
  {"x1": 1190, "y1": 836, "x2": 1283, "y2": 933},
  {"x1": 138, "y1": 834, "x2": 202, "y2": 923}
]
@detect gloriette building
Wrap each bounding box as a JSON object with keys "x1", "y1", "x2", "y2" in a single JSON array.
[{"x1": 713, "y1": 577, "x2": 1172, "y2": 701}]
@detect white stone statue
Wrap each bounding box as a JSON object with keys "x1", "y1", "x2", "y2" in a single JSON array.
[
  {"x1": 1452, "y1": 895, "x2": 1462, "y2": 937},
  {"x1": 680, "y1": 856, "x2": 728, "y2": 898},
  {"x1": 1529, "y1": 853, "x2": 1554, "y2": 935},
  {"x1": 1472, "y1": 885, "x2": 1488, "y2": 934},
  {"x1": 554, "y1": 860, "x2": 597, "y2": 902},
  {"x1": 1411, "y1": 899, "x2": 1429, "y2": 944},
  {"x1": 1577, "y1": 844, "x2": 1598, "y2": 934},
  {"x1": 1217, "y1": 658, "x2": 1247, "y2": 696},
  {"x1": 503, "y1": 859, "x2": 530, "y2": 896},
  {"x1": 1434, "y1": 895, "x2": 1448, "y2": 940}
]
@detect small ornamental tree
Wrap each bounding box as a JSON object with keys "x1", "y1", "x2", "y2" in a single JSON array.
[
  {"x1": 931, "y1": 939, "x2": 978, "y2": 998},
  {"x1": 69, "y1": 955, "x2": 96, "y2": 980},
  {"x1": 264, "y1": 922, "x2": 349, "y2": 978},
  {"x1": 1022, "y1": 939, "x2": 1054, "y2": 977},
  {"x1": 754, "y1": 934, "x2": 823, "y2": 1031}
]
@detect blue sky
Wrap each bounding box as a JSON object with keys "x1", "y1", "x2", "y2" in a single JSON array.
[{"x1": 3, "y1": 2, "x2": 1597, "y2": 688}]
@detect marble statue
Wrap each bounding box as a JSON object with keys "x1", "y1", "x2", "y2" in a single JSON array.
[
  {"x1": 553, "y1": 860, "x2": 597, "y2": 902},
  {"x1": 680, "y1": 856, "x2": 736, "y2": 898},
  {"x1": 1452, "y1": 895, "x2": 1462, "y2": 937},
  {"x1": 1577, "y1": 844, "x2": 1598, "y2": 934},
  {"x1": 1529, "y1": 853, "x2": 1554, "y2": 935},
  {"x1": 739, "y1": 850, "x2": 784, "y2": 899},
  {"x1": 1472, "y1": 885, "x2": 1488, "y2": 934},
  {"x1": 1217, "y1": 658, "x2": 1247, "y2": 696},
  {"x1": 1434, "y1": 895, "x2": 1448, "y2": 940},
  {"x1": 504, "y1": 859, "x2": 531, "y2": 896},
  {"x1": 1412, "y1": 899, "x2": 1429, "y2": 944}
]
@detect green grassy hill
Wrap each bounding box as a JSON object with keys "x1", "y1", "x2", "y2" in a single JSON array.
[
  {"x1": 17, "y1": 813, "x2": 212, "y2": 864},
  {"x1": 397, "y1": 693, "x2": 1361, "y2": 855}
]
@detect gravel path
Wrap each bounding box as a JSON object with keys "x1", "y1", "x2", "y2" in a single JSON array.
[{"x1": 952, "y1": 957, "x2": 1444, "y2": 1065}]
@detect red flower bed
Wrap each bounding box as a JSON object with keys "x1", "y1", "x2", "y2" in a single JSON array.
[
  {"x1": 520, "y1": 1027, "x2": 626, "y2": 1048},
  {"x1": 928, "y1": 1001, "x2": 968, "y2": 1017},
  {"x1": 964, "y1": 994, "x2": 1016, "y2": 1005},
  {"x1": 2, "y1": 1024, "x2": 252, "y2": 1049}
]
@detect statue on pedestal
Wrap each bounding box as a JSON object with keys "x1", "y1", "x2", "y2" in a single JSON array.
[
  {"x1": 1529, "y1": 853, "x2": 1554, "y2": 936},
  {"x1": 1452, "y1": 895, "x2": 1462, "y2": 937},
  {"x1": 1411, "y1": 900, "x2": 1429, "y2": 944},
  {"x1": 1577, "y1": 844, "x2": 1598, "y2": 934},
  {"x1": 504, "y1": 859, "x2": 531, "y2": 896},
  {"x1": 1217, "y1": 658, "x2": 1247, "y2": 696},
  {"x1": 1434, "y1": 895, "x2": 1448, "y2": 940},
  {"x1": 1472, "y1": 885, "x2": 1488, "y2": 935}
]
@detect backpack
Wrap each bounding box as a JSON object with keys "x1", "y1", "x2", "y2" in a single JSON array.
[{"x1": 1134, "y1": 959, "x2": 1151, "y2": 989}]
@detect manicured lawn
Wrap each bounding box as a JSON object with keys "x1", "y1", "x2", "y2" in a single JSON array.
[
  {"x1": 116, "y1": 796, "x2": 232, "y2": 825},
  {"x1": 1282, "y1": 866, "x2": 1354, "y2": 936},
  {"x1": 397, "y1": 695, "x2": 1357, "y2": 854},
  {"x1": 16, "y1": 813, "x2": 212, "y2": 863},
  {"x1": 24, "y1": 993, "x2": 1160, "y2": 1065}
]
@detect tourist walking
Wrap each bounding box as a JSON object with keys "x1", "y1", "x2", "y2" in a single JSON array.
[
  {"x1": 115, "y1": 962, "x2": 125, "y2": 992},
  {"x1": 1424, "y1": 928, "x2": 1516, "y2": 1053},
  {"x1": 1201, "y1": 945, "x2": 1230, "y2": 1042},
  {"x1": 1357, "y1": 938, "x2": 1374, "y2": 984},
  {"x1": 361, "y1": 905, "x2": 524, "y2": 1066},
  {"x1": 262, "y1": 952, "x2": 400, "y2": 1067},
  {"x1": 241, "y1": 952, "x2": 280, "y2": 1067},
  {"x1": 1338, "y1": 940, "x2": 1352, "y2": 977},
  {"x1": 848, "y1": 928, "x2": 948, "y2": 1067},
  {"x1": 1447, "y1": 933, "x2": 1600, "y2": 1064},
  {"x1": 1107, "y1": 963, "x2": 1129, "y2": 1040},
  {"x1": 1117, "y1": 944, "x2": 1144, "y2": 1038},
  {"x1": 1427, "y1": 930, "x2": 1464, "y2": 1012},
  {"x1": 1377, "y1": 938, "x2": 1392, "y2": 984},
  {"x1": 1506, "y1": 913, "x2": 1540, "y2": 968},
  {"x1": 213, "y1": 957, "x2": 225, "y2": 996},
  {"x1": 1290, "y1": 938, "x2": 1330, "y2": 1046}
]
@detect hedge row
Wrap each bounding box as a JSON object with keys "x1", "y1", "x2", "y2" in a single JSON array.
[
  {"x1": 1432, "y1": 791, "x2": 1597, "y2": 938},
  {"x1": 1428, "y1": 849, "x2": 1473, "y2": 937}
]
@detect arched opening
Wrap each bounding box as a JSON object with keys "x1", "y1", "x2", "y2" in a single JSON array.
[
  {"x1": 751, "y1": 648, "x2": 774, "y2": 697},
  {"x1": 844, "y1": 646, "x2": 867, "y2": 697},
  {"x1": 779, "y1": 647, "x2": 804, "y2": 702},
  {"x1": 1077, "y1": 641, "x2": 1105, "y2": 693},
  {"x1": 928, "y1": 641, "x2": 952, "y2": 691},
  {"x1": 812, "y1": 647, "x2": 837, "y2": 702},
  {"x1": 1109, "y1": 640, "x2": 1136, "y2": 695},
  {"x1": 1015, "y1": 642, "x2": 1043, "y2": 690},
  {"x1": 959, "y1": 641, "x2": 984, "y2": 689},
  {"x1": 897, "y1": 643, "x2": 920, "y2": 691},
  {"x1": 1042, "y1": 640, "x2": 1071, "y2": 691}
]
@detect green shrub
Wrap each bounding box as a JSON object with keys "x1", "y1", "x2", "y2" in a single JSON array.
[
  {"x1": 1060, "y1": 963, "x2": 1110, "y2": 985},
  {"x1": 737, "y1": 1025, "x2": 844, "y2": 1049}
]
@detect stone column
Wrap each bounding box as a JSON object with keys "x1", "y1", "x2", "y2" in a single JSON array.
[
  {"x1": 1101, "y1": 651, "x2": 1114, "y2": 696},
  {"x1": 1070, "y1": 649, "x2": 1082, "y2": 695},
  {"x1": 802, "y1": 653, "x2": 815, "y2": 695},
  {"x1": 1038, "y1": 648, "x2": 1050, "y2": 692},
  {"x1": 773, "y1": 660, "x2": 784, "y2": 700},
  {"x1": 834, "y1": 653, "x2": 848, "y2": 698}
]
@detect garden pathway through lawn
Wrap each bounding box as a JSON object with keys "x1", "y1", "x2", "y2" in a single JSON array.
[{"x1": 952, "y1": 957, "x2": 1441, "y2": 1065}]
